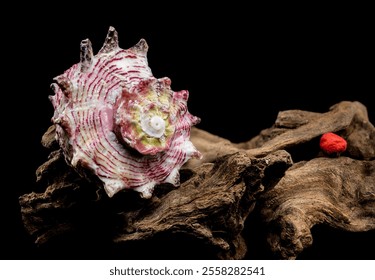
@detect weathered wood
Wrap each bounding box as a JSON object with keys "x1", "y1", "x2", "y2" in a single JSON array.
[
  {"x1": 19, "y1": 101, "x2": 375, "y2": 259},
  {"x1": 259, "y1": 156, "x2": 375, "y2": 259},
  {"x1": 20, "y1": 146, "x2": 292, "y2": 259}
]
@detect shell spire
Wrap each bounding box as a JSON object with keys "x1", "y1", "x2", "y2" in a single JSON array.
[{"x1": 49, "y1": 26, "x2": 202, "y2": 199}]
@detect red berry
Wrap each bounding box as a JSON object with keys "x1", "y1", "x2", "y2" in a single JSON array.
[{"x1": 320, "y1": 132, "x2": 347, "y2": 156}]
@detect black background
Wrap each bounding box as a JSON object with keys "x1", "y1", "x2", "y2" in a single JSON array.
[{"x1": 3, "y1": 3, "x2": 374, "y2": 259}]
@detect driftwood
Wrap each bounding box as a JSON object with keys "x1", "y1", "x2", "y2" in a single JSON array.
[{"x1": 19, "y1": 101, "x2": 375, "y2": 259}]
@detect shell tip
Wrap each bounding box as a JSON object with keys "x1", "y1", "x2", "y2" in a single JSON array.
[
  {"x1": 132, "y1": 38, "x2": 148, "y2": 53},
  {"x1": 164, "y1": 168, "x2": 180, "y2": 186},
  {"x1": 135, "y1": 182, "x2": 155, "y2": 199}
]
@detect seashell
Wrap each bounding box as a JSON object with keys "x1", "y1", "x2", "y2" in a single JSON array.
[{"x1": 49, "y1": 26, "x2": 202, "y2": 198}]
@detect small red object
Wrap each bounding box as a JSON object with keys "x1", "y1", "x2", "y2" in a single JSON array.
[{"x1": 320, "y1": 132, "x2": 347, "y2": 156}]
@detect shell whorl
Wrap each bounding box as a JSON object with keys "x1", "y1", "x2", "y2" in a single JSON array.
[{"x1": 49, "y1": 26, "x2": 201, "y2": 198}]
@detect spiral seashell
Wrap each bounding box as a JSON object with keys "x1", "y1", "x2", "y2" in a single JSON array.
[{"x1": 49, "y1": 26, "x2": 202, "y2": 198}]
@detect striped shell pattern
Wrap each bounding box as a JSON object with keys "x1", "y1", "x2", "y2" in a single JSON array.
[{"x1": 49, "y1": 27, "x2": 202, "y2": 198}]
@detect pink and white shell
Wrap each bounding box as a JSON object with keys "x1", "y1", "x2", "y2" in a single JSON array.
[{"x1": 49, "y1": 26, "x2": 202, "y2": 198}]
